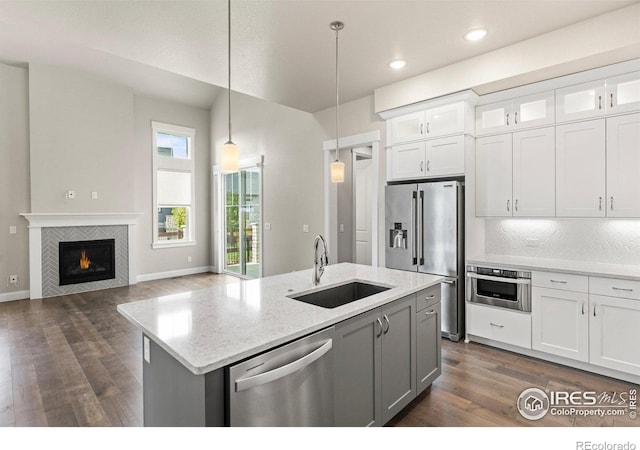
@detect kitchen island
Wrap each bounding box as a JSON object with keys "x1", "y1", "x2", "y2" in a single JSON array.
[{"x1": 117, "y1": 263, "x2": 443, "y2": 426}]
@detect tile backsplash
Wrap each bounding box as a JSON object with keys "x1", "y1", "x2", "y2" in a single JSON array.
[{"x1": 485, "y1": 219, "x2": 640, "y2": 265}]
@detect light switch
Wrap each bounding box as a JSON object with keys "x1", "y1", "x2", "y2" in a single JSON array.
[
  {"x1": 66, "y1": 190, "x2": 76, "y2": 199},
  {"x1": 265, "y1": 223, "x2": 271, "y2": 230},
  {"x1": 91, "y1": 191, "x2": 98, "y2": 200},
  {"x1": 303, "y1": 224, "x2": 309, "y2": 233},
  {"x1": 339, "y1": 224, "x2": 344, "y2": 233},
  {"x1": 9, "y1": 226, "x2": 16, "y2": 234}
]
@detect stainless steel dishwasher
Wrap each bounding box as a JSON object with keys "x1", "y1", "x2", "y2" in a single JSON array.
[{"x1": 228, "y1": 327, "x2": 335, "y2": 426}]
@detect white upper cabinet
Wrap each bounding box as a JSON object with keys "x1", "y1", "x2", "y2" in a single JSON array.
[
  {"x1": 555, "y1": 119, "x2": 606, "y2": 217},
  {"x1": 475, "y1": 134, "x2": 513, "y2": 217},
  {"x1": 512, "y1": 127, "x2": 556, "y2": 217},
  {"x1": 388, "y1": 141, "x2": 426, "y2": 180},
  {"x1": 606, "y1": 112, "x2": 640, "y2": 217},
  {"x1": 424, "y1": 102, "x2": 466, "y2": 138},
  {"x1": 389, "y1": 111, "x2": 426, "y2": 144},
  {"x1": 475, "y1": 92, "x2": 554, "y2": 136},
  {"x1": 424, "y1": 135, "x2": 465, "y2": 177},
  {"x1": 555, "y1": 80, "x2": 606, "y2": 123},
  {"x1": 606, "y1": 71, "x2": 640, "y2": 115}
]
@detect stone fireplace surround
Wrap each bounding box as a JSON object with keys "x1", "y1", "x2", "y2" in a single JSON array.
[{"x1": 20, "y1": 213, "x2": 141, "y2": 299}]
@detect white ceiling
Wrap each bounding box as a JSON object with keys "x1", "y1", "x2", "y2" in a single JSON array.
[{"x1": 0, "y1": 0, "x2": 637, "y2": 112}]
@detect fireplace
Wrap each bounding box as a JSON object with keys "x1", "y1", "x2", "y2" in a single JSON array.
[{"x1": 59, "y1": 239, "x2": 116, "y2": 286}]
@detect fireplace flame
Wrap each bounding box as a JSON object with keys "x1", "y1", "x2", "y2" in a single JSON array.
[{"x1": 80, "y1": 249, "x2": 91, "y2": 270}]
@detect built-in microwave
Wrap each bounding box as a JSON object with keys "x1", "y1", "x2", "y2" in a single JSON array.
[{"x1": 466, "y1": 265, "x2": 531, "y2": 312}]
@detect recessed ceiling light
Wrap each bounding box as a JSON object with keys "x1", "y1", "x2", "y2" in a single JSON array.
[
  {"x1": 389, "y1": 59, "x2": 407, "y2": 70},
  {"x1": 464, "y1": 28, "x2": 488, "y2": 42}
]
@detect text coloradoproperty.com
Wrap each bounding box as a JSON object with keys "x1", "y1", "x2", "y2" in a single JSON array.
[{"x1": 576, "y1": 442, "x2": 637, "y2": 450}]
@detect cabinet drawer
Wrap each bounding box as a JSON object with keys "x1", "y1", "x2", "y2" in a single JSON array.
[
  {"x1": 467, "y1": 303, "x2": 531, "y2": 349},
  {"x1": 531, "y1": 271, "x2": 588, "y2": 292},
  {"x1": 416, "y1": 285, "x2": 441, "y2": 312},
  {"x1": 589, "y1": 277, "x2": 640, "y2": 300}
]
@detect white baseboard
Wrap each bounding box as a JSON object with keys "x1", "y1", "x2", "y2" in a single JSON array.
[
  {"x1": 0, "y1": 290, "x2": 30, "y2": 303},
  {"x1": 136, "y1": 266, "x2": 215, "y2": 283}
]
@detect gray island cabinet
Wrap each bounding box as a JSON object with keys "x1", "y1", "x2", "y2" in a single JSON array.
[{"x1": 117, "y1": 263, "x2": 443, "y2": 427}]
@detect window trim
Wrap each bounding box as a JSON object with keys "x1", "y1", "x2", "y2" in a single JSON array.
[{"x1": 152, "y1": 121, "x2": 197, "y2": 249}]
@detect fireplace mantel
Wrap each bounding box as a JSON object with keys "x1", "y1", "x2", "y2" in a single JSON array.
[{"x1": 20, "y1": 212, "x2": 142, "y2": 299}]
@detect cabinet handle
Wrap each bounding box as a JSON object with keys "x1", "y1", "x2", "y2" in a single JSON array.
[
  {"x1": 425, "y1": 294, "x2": 436, "y2": 300},
  {"x1": 426, "y1": 122, "x2": 430, "y2": 134},
  {"x1": 490, "y1": 322, "x2": 504, "y2": 328},
  {"x1": 612, "y1": 287, "x2": 633, "y2": 292},
  {"x1": 610, "y1": 93, "x2": 614, "y2": 108},
  {"x1": 506, "y1": 200, "x2": 510, "y2": 212},
  {"x1": 425, "y1": 310, "x2": 437, "y2": 316},
  {"x1": 515, "y1": 199, "x2": 518, "y2": 212},
  {"x1": 599, "y1": 197, "x2": 602, "y2": 211},
  {"x1": 514, "y1": 111, "x2": 518, "y2": 124},
  {"x1": 506, "y1": 113, "x2": 510, "y2": 126},
  {"x1": 550, "y1": 279, "x2": 567, "y2": 284},
  {"x1": 420, "y1": 161, "x2": 424, "y2": 172},
  {"x1": 610, "y1": 196, "x2": 614, "y2": 211},
  {"x1": 383, "y1": 315, "x2": 390, "y2": 334},
  {"x1": 593, "y1": 304, "x2": 597, "y2": 317},
  {"x1": 376, "y1": 318, "x2": 383, "y2": 338},
  {"x1": 426, "y1": 160, "x2": 430, "y2": 172},
  {"x1": 598, "y1": 95, "x2": 602, "y2": 110},
  {"x1": 420, "y1": 123, "x2": 424, "y2": 135},
  {"x1": 580, "y1": 302, "x2": 585, "y2": 315}
]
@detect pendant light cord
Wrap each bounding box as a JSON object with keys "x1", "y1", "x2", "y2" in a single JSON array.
[
  {"x1": 228, "y1": 0, "x2": 232, "y2": 142},
  {"x1": 334, "y1": 26, "x2": 340, "y2": 162}
]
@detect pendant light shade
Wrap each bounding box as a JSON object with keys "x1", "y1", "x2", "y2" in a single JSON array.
[
  {"x1": 220, "y1": 0, "x2": 239, "y2": 173},
  {"x1": 330, "y1": 20, "x2": 345, "y2": 183}
]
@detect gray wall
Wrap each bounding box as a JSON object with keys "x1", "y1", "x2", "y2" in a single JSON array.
[
  {"x1": 29, "y1": 63, "x2": 136, "y2": 213},
  {"x1": 0, "y1": 63, "x2": 30, "y2": 296},
  {"x1": 313, "y1": 95, "x2": 387, "y2": 266},
  {"x1": 211, "y1": 90, "x2": 329, "y2": 276},
  {"x1": 133, "y1": 95, "x2": 211, "y2": 275},
  {"x1": 336, "y1": 148, "x2": 353, "y2": 263}
]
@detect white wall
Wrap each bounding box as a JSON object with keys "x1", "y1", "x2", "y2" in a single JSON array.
[
  {"x1": 484, "y1": 219, "x2": 640, "y2": 265},
  {"x1": 133, "y1": 95, "x2": 212, "y2": 276},
  {"x1": 29, "y1": 63, "x2": 136, "y2": 213},
  {"x1": 211, "y1": 90, "x2": 329, "y2": 277},
  {"x1": 0, "y1": 63, "x2": 30, "y2": 298}
]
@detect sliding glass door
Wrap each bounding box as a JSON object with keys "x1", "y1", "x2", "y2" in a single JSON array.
[{"x1": 223, "y1": 167, "x2": 261, "y2": 278}]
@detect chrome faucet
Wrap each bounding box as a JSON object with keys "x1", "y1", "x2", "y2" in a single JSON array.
[{"x1": 313, "y1": 235, "x2": 329, "y2": 285}]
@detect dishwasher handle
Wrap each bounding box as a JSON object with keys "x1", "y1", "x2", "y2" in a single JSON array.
[{"x1": 235, "y1": 339, "x2": 333, "y2": 392}]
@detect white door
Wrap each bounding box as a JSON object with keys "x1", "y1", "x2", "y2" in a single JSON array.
[
  {"x1": 532, "y1": 287, "x2": 589, "y2": 362},
  {"x1": 555, "y1": 80, "x2": 606, "y2": 122},
  {"x1": 389, "y1": 141, "x2": 425, "y2": 180},
  {"x1": 512, "y1": 127, "x2": 555, "y2": 217},
  {"x1": 475, "y1": 134, "x2": 513, "y2": 217},
  {"x1": 606, "y1": 112, "x2": 640, "y2": 217},
  {"x1": 589, "y1": 294, "x2": 640, "y2": 376},
  {"x1": 555, "y1": 119, "x2": 605, "y2": 217},
  {"x1": 425, "y1": 102, "x2": 465, "y2": 137},
  {"x1": 354, "y1": 153, "x2": 373, "y2": 265},
  {"x1": 424, "y1": 135, "x2": 465, "y2": 177},
  {"x1": 389, "y1": 111, "x2": 425, "y2": 144},
  {"x1": 475, "y1": 100, "x2": 512, "y2": 136},
  {"x1": 606, "y1": 70, "x2": 640, "y2": 114}
]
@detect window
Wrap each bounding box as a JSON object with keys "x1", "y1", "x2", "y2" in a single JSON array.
[
  {"x1": 221, "y1": 161, "x2": 262, "y2": 278},
  {"x1": 152, "y1": 121, "x2": 196, "y2": 248}
]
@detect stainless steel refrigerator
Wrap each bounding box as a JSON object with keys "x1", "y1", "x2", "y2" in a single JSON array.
[{"x1": 385, "y1": 180, "x2": 464, "y2": 342}]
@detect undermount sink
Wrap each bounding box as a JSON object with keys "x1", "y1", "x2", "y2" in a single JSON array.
[{"x1": 287, "y1": 281, "x2": 392, "y2": 309}]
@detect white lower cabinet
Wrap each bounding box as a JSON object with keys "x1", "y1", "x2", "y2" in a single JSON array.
[
  {"x1": 466, "y1": 303, "x2": 531, "y2": 349},
  {"x1": 532, "y1": 287, "x2": 588, "y2": 362}
]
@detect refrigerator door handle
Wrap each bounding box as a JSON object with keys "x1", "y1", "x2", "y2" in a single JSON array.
[
  {"x1": 442, "y1": 279, "x2": 456, "y2": 285},
  {"x1": 411, "y1": 191, "x2": 418, "y2": 265},
  {"x1": 418, "y1": 190, "x2": 424, "y2": 265}
]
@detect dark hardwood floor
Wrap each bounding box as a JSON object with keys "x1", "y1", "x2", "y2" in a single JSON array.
[{"x1": 0, "y1": 273, "x2": 637, "y2": 427}]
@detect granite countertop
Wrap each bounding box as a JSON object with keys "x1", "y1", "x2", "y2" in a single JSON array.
[
  {"x1": 466, "y1": 254, "x2": 640, "y2": 280},
  {"x1": 117, "y1": 263, "x2": 442, "y2": 375}
]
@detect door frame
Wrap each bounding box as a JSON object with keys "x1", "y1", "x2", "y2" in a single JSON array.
[
  {"x1": 352, "y1": 147, "x2": 373, "y2": 264},
  {"x1": 213, "y1": 155, "x2": 264, "y2": 278},
  {"x1": 323, "y1": 130, "x2": 381, "y2": 267}
]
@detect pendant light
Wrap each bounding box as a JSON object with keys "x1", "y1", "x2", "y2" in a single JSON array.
[
  {"x1": 329, "y1": 21, "x2": 345, "y2": 183},
  {"x1": 221, "y1": 0, "x2": 239, "y2": 173}
]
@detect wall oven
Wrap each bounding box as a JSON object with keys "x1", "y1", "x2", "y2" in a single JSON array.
[{"x1": 466, "y1": 265, "x2": 531, "y2": 312}]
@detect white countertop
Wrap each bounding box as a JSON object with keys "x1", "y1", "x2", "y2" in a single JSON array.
[
  {"x1": 467, "y1": 254, "x2": 640, "y2": 280},
  {"x1": 117, "y1": 263, "x2": 442, "y2": 375}
]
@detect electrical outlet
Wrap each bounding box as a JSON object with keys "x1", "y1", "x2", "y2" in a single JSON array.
[
  {"x1": 91, "y1": 191, "x2": 98, "y2": 200},
  {"x1": 9, "y1": 226, "x2": 16, "y2": 234},
  {"x1": 187, "y1": 256, "x2": 192, "y2": 263},
  {"x1": 264, "y1": 223, "x2": 271, "y2": 230},
  {"x1": 303, "y1": 224, "x2": 309, "y2": 233},
  {"x1": 9, "y1": 275, "x2": 18, "y2": 284},
  {"x1": 339, "y1": 224, "x2": 344, "y2": 233},
  {"x1": 143, "y1": 336, "x2": 150, "y2": 363}
]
